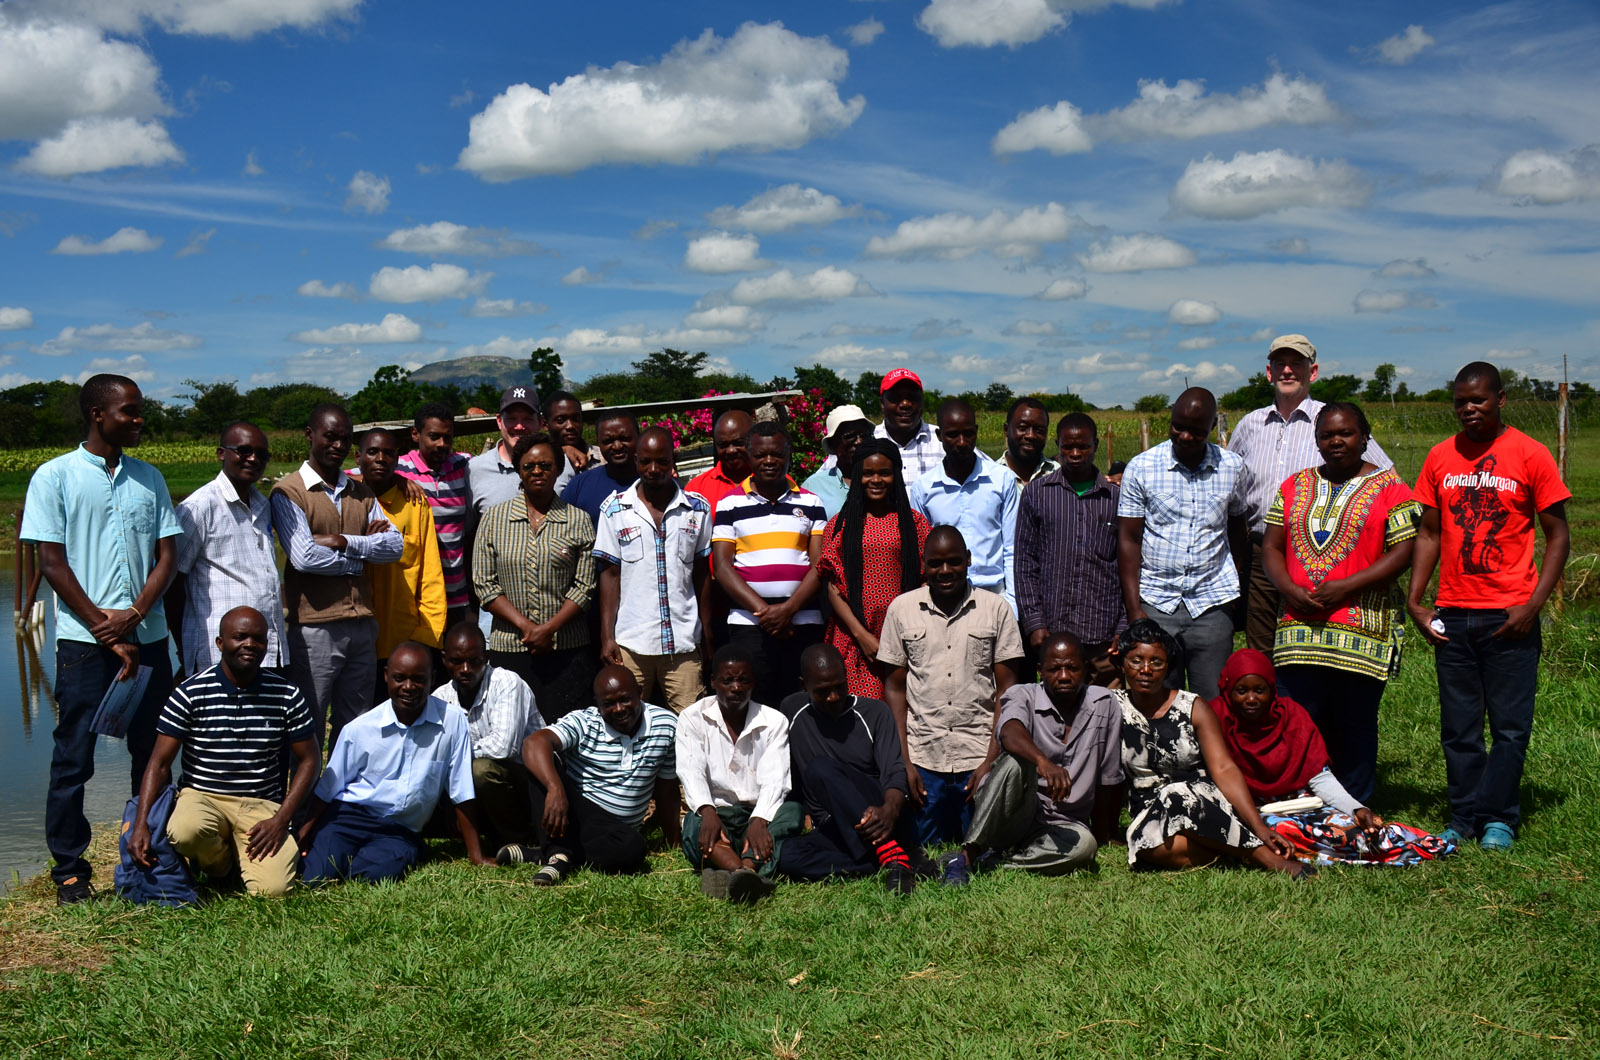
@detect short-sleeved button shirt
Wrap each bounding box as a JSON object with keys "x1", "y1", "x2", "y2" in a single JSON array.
[
  {"x1": 877, "y1": 585, "x2": 1027, "y2": 773},
  {"x1": 593, "y1": 483, "x2": 712, "y2": 656},
  {"x1": 21, "y1": 445, "x2": 183, "y2": 645},
  {"x1": 994, "y1": 683, "x2": 1124, "y2": 827},
  {"x1": 1117, "y1": 440, "x2": 1249, "y2": 615}
]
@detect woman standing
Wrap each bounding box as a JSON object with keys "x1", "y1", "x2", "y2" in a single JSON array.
[
  {"x1": 1114, "y1": 620, "x2": 1310, "y2": 879},
  {"x1": 818, "y1": 440, "x2": 930, "y2": 698},
  {"x1": 472, "y1": 432, "x2": 597, "y2": 719},
  {"x1": 1261, "y1": 402, "x2": 1420, "y2": 804}
]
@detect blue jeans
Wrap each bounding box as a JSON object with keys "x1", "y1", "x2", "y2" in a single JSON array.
[
  {"x1": 913, "y1": 766, "x2": 973, "y2": 847},
  {"x1": 48, "y1": 639, "x2": 171, "y2": 885},
  {"x1": 302, "y1": 801, "x2": 424, "y2": 885},
  {"x1": 1435, "y1": 608, "x2": 1541, "y2": 836}
]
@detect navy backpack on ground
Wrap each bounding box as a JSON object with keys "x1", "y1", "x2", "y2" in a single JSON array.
[{"x1": 113, "y1": 785, "x2": 200, "y2": 908}]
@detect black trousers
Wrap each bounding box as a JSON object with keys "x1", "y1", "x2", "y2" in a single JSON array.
[
  {"x1": 776, "y1": 757, "x2": 922, "y2": 880},
  {"x1": 727, "y1": 624, "x2": 823, "y2": 709},
  {"x1": 489, "y1": 646, "x2": 598, "y2": 722},
  {"x1": 530, "y1": 770, "x2": 648, "y2": 874}
]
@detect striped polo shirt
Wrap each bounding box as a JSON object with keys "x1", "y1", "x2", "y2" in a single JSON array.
[
  {"x1": 397, "y1": 450, "x2": 472, "y2": 609},
  {"x1": 712, "y1": 479, "x2": 827, "y2": 626},
  {"x1": 549, "y1": 704, "x2": 678, "y2": 824},
  {"x1": 157, "y1": 666, "x2": 316, "y2": 803}
]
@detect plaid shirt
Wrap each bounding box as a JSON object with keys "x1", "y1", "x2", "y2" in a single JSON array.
[
  {"x1": 396, "y1": 450, "x2": 472, "y2": 608},
  {"x1": 472, "y1": 496, "x2": 596, "y2": 654},
  {"x1": 594, "y1": 483, "x2": 712, "y2": 656},
  {"x1": 174, "y1": 471, "x2": 287, "y2": 672},
  {"x1": 1117, "y1": 441, "x2": 1249, "y2": 615},
  {"x1": 873, "y1": 421, "x2": 943, "y2": 481}
]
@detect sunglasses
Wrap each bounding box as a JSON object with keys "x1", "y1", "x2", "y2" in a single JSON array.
[{"x1": 219, "y1": 445, "x2": 270, "y2": 460}]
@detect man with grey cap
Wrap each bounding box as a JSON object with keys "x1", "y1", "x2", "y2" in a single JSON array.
[
  {"x1": 1227, "y1": 334, "x2": 1390, "y2": 653},
  {"x1": 802, "y1": 405, "x2": 874, "y2": 518},
  {"x1": 467, "y1": 385, "x2": 546, "y2": 527}
]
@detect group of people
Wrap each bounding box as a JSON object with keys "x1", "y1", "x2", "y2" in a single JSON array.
[{"x1": 21, "y1": 331, "x2": 1567, "y2": 905}]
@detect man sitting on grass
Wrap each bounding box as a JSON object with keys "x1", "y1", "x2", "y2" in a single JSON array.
[
  {"x1": 501, "y1": 666, "x2": 682, "y2": 885},
  {"x1": 676, "y1": 645, "x2": 802, "y2": 903},
  {"x1": 301, "y1": 642, "x2": 493, "y2": 884},
  {"x1": 128, "y1": 606, "x2": 320, "y2": 897},
  {"x1": 940, "y1": 632, "x2": 1124, "y2": 885}
]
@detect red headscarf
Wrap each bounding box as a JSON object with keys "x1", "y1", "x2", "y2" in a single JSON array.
[{"x1": 1209, "y1": 649, "x2": 1329, "y2": 802}]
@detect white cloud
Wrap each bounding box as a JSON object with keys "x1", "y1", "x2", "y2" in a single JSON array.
[
  {"x1": 35, "y1": 321, "x2": 201, "y2": 354},
  {"x1": 8, "y1": 0, "x2": 365, "y2": 39},
  {"x1": 992, "y1": 101, "x2": 1092, "y2": 155},
  {"x1": 683, "y1": 304, "x2": 765, "y2": 331},
  {"x1": 242, "y1": 149, "x2": 263, "y2": 176},
  {"x1": 1003, "y1": 319, "x2": 1058, "y2": 336},
  {"x1": 814, "y1": 342, "x2": 908, "y2": 367},
  {"x1": 561, "y1": 265, "x2": 606, "y2": 286},
  {"x1": 1492, "y1": 147, "x2": 1600, "y2": 205},
  {"x1": 297, "y1": 279, "x2": 360, "y2": 299},
  {"x1": 1353, "y1": 289, "x2": 1437, "y2": 314},
  {"x1": 726, "y1": 266, "x2": 875, "y2": 306},
  {"x1": 684, "y1": 231, "x2": 767, "y2": 273},
  {"x1": 51, "y1": 226, "x2": 162, "y2": 255},
  {"x1": 65, "y1": 353, "x2": 154, "y2": 385},
  {"x1": 0, "y1": 18, "x2": 165, "y2": 140},
  {"x1": 1079, "y1": 233, "x2": 1194, "y2": 273},
  {"x1": 458, "y1": 22, "x2": 864, "y2": 180},
  {"x1": 1176, "y1": 335, "x2": 1218, "y2": 351},
  {"x1": 1271, "y1": 237, "x2": 1309, "y2": 255},
  {"x1": 706, "y1": 183, "x2": 861, "y2": 232},
  {"x1": 1062, "y1": 351, "x2": 1150, "y2": 374},
  {"x1": 1371, "y1": 25, "x2": 1435, "y2": 65},
  {"x1": 821, "y1": 322, "x2": 898, "y2": 338},
  {"x1": 1138, "y1": 360, "x2": 1241, "y2": 385},
  {"x1": 847, "y1": 18, "x2": 884, "y2": 45},
  {"x1": 1246, "y1": 327, "x2": 1274, "y2": 342},
  {"x1": 534, "y1": 325, "x2": 746, "y2": 357},
  {"x1": 344, "y1": 170, "x2": 390, "y2": 214},
  {"x1": 1103, "y1": 73, "x2": 1337, "y2": 142},
  {"x1": 1168, "y1": 299, "x2": 1222, "y2": 326},
  {"x1": 369, "y1": 263, "x2": 490, "y2": 303},
  {"x1": 1170, "y1": 150, "x2": 1370, "y2": 219},
  {"x1": 377, "y1": 221, "x2": 539, "y2": 257},
  {"x1": 468, "y1": 297, "x2": 545, "y2": 318},
  {"x1": 290, "y1": 313, "x2": 423, "y2": 344},
  {"x1": 1375, "y1": 258, "x2": 1435, "y2": 278},
  {"x1": 917, "y1": 0, "x2": 1176, "y2": 49},
  {"x1": 175, "y1": 227, "x2": 215, "y2": 258},
  {"x1": 1037, "y1": 277, "x2": 1089, "y2": 300},
  {"x1": 447, "y1": 336, "x2": 541, "y2": 360},
  {"x1": 911, "y1": 318, "x2": 972, "y2": 340},
  {"x1": 17, "y1": 116, "x2": 183, "y2": 176},
  {"x1": 865, "y1": 202, "x2": 1073, "y2": 260},
  {"x1": 634, "y1": 219, "x2": 678, "y2": 240},
  {"x1": 0, "y1": 306, "x2": 34, "y2": 330}
]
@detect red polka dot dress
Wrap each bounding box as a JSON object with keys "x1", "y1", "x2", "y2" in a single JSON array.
[{"x1": 819, "y1": 510, "x2": 930, "y2": 697}]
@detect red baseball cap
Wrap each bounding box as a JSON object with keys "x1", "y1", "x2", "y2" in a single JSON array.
[{"x1": 880, "y1": 368, "x2": 923, "y2": 393}]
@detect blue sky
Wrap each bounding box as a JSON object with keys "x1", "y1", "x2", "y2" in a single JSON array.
[{"x1": 1, "y1": 0, "x2": 1597, "y2": 407}]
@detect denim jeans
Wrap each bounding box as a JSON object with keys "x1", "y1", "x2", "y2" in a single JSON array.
[
  {"x1": 913, "y1": 766, "x2": 974, "y2": 847},
  {"x1": 48, "y1": 639, "x2": 172, "y2": 885},
  {"x1": 1276, "y1": 665, "x2": 1386, "y2": 805},
  {"x1": 1435, "y1": 608, "x2": 1541, "y2": 836}
]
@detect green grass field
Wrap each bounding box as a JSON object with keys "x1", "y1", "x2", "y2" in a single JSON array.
[{"x1": 2, "y1": 613, "x2": 1597, "y2": 1058}]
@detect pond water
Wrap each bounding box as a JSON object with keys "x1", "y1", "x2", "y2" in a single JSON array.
[{"x1": 1, "y1": 569, "x2": 147, "y2": 888}]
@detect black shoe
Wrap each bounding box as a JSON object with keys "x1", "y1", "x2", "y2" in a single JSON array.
[
  {"x1": 727, "y1": 867, "x2": 777, "y2": 904},
  {"x1": 531, "y1": 853, "x2": 572, "y2": 887},
  {"x1": 56, "y1": 876, "x2": 93, "y2": 906},
  {"x1": 496, "y1": 843, "x2": 541, "y2": 867},
  {"x1": 884, "y1": 863, "x2": 915, "y2": 897},
  {"x1": 908, "y1": 849, "x2": 940, "y2": 880}
]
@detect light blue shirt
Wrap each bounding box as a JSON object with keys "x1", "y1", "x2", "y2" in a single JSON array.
[
  {"x1": 908, "y1": 454, "x2": 1019, "y2": 611},
  {"x1": 801, "y1": 464, "x2": 849, "y2": 518},
  {"x1": 1117, "y1": 441, "x2": 1250, "y2": 615},
  {"x1": 20, "y1": 445, "x2": 182, "y2": 645},
  {"x1": 313, "y1": 694, "x2": 476, "y2": 832}
]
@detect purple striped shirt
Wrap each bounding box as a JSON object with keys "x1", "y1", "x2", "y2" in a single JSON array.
[
  {"x1": 1014, "y1": 469, "x2": 1126, "y2": 645},
  {"x1": 397, "y1": 450, "x2": 472, "y2": 608}
]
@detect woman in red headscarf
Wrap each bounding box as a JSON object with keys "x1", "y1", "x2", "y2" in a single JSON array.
[{"x1": 1212, "y1": 649, "x2": 1455, "y2": 866}]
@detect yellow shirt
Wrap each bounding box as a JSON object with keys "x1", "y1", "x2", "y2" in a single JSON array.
[{"x1": 370, "y1": 485, "x2": 447, "y2": 657}]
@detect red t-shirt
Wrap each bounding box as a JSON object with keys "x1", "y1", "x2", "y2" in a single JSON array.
[{"x1": 1412, "y1": 426, "x2": 1570, "y2": 609}]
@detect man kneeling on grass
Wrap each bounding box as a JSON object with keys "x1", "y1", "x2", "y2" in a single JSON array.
[
  {"x1": 128, "y1": 606, "x2": 320, "y2": 897},
  {"x1": 676, "y1": 644, "x2": 803, "y2": 903},
  {"x1": 500, "y1": 666, "x2": 681, "y2": 885},
  {"x1": 940, "y1": 632, "x2": 1124, "y2": 885},
  {"x1": 300, "y1": 642, "x2": 494, "y2": 884}
]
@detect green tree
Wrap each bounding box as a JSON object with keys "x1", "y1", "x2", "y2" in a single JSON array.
[
  {"x1": 180, "y1": 378, "x2": 243, "y2": 437},
  {"x1": 349, "y1": 365, "x2": 428, "y2": 424},
  {"x1": 852, "y1": 371, "x2": 882, "y2": 410},
  {"x1": 983, "y1": 382, "x2": 1015, "y2": 412},
  {"x1": 792, "y1": 364, "x2": 853, "y2": 406},
  {"x1": 1393, "y1": 381, "x2": 1414, "y2": 402},
  {"x1": 1220, "y1": 373, "x2": 1273, "y2": 410},
  {"x1": 1026, "y1": 391, "x2": 1088, "y2": 413},
  {"x1": 241, "y1": 382, "x2": 347, "y2": 431},
  {"x1": 528, "y1": 347, "x2": 564, "y2": 398},
  {"x1": 1363, "y1": 363, "x2": 1397, "y2": 404},
  {"x1": 1310, "y1": 374, "x2": 1362, "y2": 402},
  {"x1": 631, "y1": 348, "x2": 708, "y2": 403},
  {"x1": 1133, "y1": 393, "x2": 1170, "y2": 413}
]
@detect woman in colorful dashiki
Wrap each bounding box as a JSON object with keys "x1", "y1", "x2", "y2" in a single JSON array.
[
  {"x1": 1261, "y1": 401, "x2": 1420, "y2": 805},
  {"x1": 818, "y1": 440, "x2": 930, "y2": 698},
  {"x1": 1114, "y1": 620, "x2": 1312, "y2": 879},
  {"x1": 1212, "y1": 649, "x2": 1456, "y2": 867}
]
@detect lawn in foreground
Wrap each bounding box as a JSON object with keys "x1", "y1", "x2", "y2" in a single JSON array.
[{"x1": 2, "y1": 621, "x2": 1597, "y2": 1059}]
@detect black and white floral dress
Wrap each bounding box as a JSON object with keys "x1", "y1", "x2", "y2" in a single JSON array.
[{"x1": 1116, "y1": 690, "x2": 1262, "y2": 867}]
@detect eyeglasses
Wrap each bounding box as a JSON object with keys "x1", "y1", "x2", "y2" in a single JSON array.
[
  {"x1": 219, "y1": 445, "x2": 270, "y2": 460},
  {"x1": 518, "y1": 461, "x2": 557, "y2": 474},
  {"x1": 1125, "y1": 656, "x2": 1168, "y2": 672}
]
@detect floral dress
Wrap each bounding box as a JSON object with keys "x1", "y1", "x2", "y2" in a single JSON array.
[
  {"x1": 818, "y1": 510, "x2": 931, "y2": 697},
  {"x1": 1116, "y1": 690, "x2": 1262, "y2": 867}
]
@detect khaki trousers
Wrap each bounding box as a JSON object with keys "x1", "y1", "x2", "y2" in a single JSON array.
[
  {"x1": 166, "y1": 788, "x2": 299, "y2": 897},
  {"x1": 617, "y1": 647, "x2": 703, "y2": 714},
  {"x1": 1245, "y1": 543, "x2": 1282, "y2": 655}
]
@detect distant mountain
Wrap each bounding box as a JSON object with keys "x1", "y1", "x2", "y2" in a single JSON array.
[{"x1": 412, "y1": 356, "x2": 528, "y2": 392}]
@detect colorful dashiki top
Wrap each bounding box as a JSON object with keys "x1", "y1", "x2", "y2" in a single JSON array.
[{"x1": 1265, "y1": 467, "x2": 1420, "y2": 680}]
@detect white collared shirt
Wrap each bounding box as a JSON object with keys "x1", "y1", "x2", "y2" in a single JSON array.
[
  {"x1": 873, "y1": 420, "x2": 943, "y2": 481},
  {"x1": 675, "y1": 695, "x2": 792, "y2": 822},
  {"x1": 592, "y1": 481, "x2": 712, "y2": 656},
  {"x1": 433, "y1": 664, "x2": 545, "y2": 761},
  {"x1": 174, "y1": 470, "x2": 287, "y2": 672}
]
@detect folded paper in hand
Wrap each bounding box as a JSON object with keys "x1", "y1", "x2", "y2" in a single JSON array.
[{"x1": 91, "y1": 665, "x2": 152, "y2": 738}]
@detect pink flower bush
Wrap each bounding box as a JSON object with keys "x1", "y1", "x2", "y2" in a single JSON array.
[{"x1": 647, "y1": 387, "x2": 830, "y2": 478}]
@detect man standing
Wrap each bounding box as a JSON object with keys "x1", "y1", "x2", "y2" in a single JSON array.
[
  {"x1": 801, "y1": 406, "x2": 873, "y2": 518},
  {"x1": 595, "y1": 427, "x2": 713, "y2": 715},
  {"x1": 22, "y1": 374, "x2": 182, "y2": 904},
  {"x1": 685, "y1": 409, "x2": 755, "y2": 513},
  {"x1": 873, "y1": 369, "x2": 942, "y2": 480},
  {"x1": 359, "y1": 427, "x2": 446, "y2": 689},
  {"x1": 940, "y1": 633, "x2": 1123, "y2": 884},
  {"x1": 544, "y1": 389, "x2": 600, "y2": 491},
  {"x1": 397, "y1": 402, "x2": 473, "y2": 630},
  {"x1": 909, "y1": 399, "x2": 1019, "y2": 612},
  {"x1": 1408, "y1": 362, "x2": 1569, "y2": 853},
  {"x1": 271, "y1": 403, "x2": 402, "y2": 750},
  {"x1": 301, "y1": 643, "x2": 493, "y2": 883},
  {"x1": 713, "y1": 422, "x2": 828, "y2": 706},
  {"x1": 777, "y1": 644, "x2": 931, "y2": 895},
  {"x1": 1001, "y1": 397, "x2": 1057, "y2": 485},
  {"x1": 879, "y1": 526, "x2": 1025, "y2": 847},
  {"x1": 468, "y1": 385, "x2": 543, "y2": 526},
  {"x1": 166, "y1": 421, "x2": 286, "y2": 680},
  {"x1": 128, "y1": 607, "x2": 321, "y2": 897},
  {"x1": 1015, "y1": 413, "x2": 1124, "y2": 665},
  {"x1": 562, "y1": 412, "x2": 642, "y2": 525},
  {"x1": 1227, "y1": 334, "x2": 1390, "y2": 652}
]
